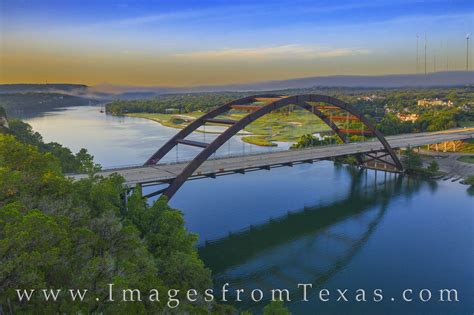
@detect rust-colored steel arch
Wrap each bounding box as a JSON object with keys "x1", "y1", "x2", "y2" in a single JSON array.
[{"x1": 144, "y1": 94, "x2": 403, "y2": 200}]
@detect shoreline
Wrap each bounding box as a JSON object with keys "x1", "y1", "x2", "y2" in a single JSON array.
[
  {"x1": 419, "y1": 152, "x2": 474, "y2": 180},
  {"x1": 120, "y1": 111, "x2": 331, "y2": 147},
  {"x1": 121, "y1": 113, "x2": 283, "y2": 147},
  {"x1": 123, "y1": 113, "x2": 253, "y2": 136}
]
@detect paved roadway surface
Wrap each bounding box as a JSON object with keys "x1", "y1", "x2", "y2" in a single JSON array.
[{"x1": 71, "y1": 129, "x2": 474, "y2": 186}]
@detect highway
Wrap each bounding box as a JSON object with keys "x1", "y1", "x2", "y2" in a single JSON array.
[{"x1": 70, "y1": 129, "x2": 474, "y2": 187}]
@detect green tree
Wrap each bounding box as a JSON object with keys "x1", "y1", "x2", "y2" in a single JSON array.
[
  {"x1": 401, "y1": 147, "x2": 423, "y2": 173},
  {"x1": 415, "y1": 109, "x2": 459, "y2": 132},
  {"x1": 125, "y1": 190, "x2": 212, "y2": 291},
  {"x1": 377, "y1": 113, "x2": 414, "y2": 136},
  {"x1": 464, "y1": 175, "x2": 474, "y2": 187},
  {"x1": 263, "y1": 301, "x2": 291, "y2": 315},
  {"x1": 291, "y1": 134, "x2": 340, "y2": 149},
  {"x1": 427, "y1": 160, "x2": 439, "y2": 175},
  {"x1": 5, "y1": 118, "x2": 98, "y2": 173},
  {"x1": 0, "y1": 134, "x2": 213, "y2": 313}
]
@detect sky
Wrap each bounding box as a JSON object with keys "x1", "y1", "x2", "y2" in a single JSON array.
[{"x1": 0, "y1": 0, "x2": 472, "y2": 86}]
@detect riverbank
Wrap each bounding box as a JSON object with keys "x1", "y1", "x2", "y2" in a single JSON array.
[
  {"x1": 241, "y1": 135, "x2": 277, "y2": 147},
  {"x1": 419, "y1": 151, "x2": 474, "y2": 180},
  {"x1": 457, "y1": 155, "x2": 474, "y2": 164},
  {"x1": 125, "y1": 112, "x2": 251, "y2": 135}
]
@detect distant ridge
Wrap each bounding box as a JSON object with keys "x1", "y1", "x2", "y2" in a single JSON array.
[
  {"x1": 214, "y1": 71, "x2": 474, "y2": 91},
  {"x1": 0, "y1": 83, "x2": 87, "y2": 93},
  {"x1": 2, "y1": 72, "x2": 473, "y2": 97},
  {"x1": 90, "y1": 71, "x2": 474, "y2": 95}
]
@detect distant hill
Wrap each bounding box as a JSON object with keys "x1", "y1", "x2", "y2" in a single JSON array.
[
  {"x1": 0, "y1": 92, "x2": 99, "y2": 117},
  {"x1": 0, "y1": 84, "x2": 88, "y2": 93},
  {"x1": 3, "y1": 71, "x2": 473, "y2": 100},
  {"x1": 89, "y1": 71, "x2": 473, "y2": 96},
  {"x1": 208, "y1": 71, "x2": 474, "y2": 91}
]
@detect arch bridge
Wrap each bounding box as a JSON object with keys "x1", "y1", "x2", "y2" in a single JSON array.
[{"x1": 144, "y1": 94, "x2": 403, "y2": 199}]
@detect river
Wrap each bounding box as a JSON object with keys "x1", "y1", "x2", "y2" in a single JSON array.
[{"x1": 23, "y1": 106, "x2": 473, "y2": 314}]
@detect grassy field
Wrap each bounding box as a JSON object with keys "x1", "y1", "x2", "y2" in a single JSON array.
[
  {"x1": 458, "y1": 139, "x2": 474, "y2": 153},
  {"x1": 241, "y1": 136, "x2": 277, "y2": 146},
  {"x1": 459, "y1": 120, "x2": 474, "y2": 128},
  {"x1": 457, "y1": 156, "x2": 474, "y2": 164},
  {"x1": 126, "y1": 112, "x2": 203, "y2": 129},
  {"x1": 126, "y1": 110, "x2": 331, "y2": 145}
]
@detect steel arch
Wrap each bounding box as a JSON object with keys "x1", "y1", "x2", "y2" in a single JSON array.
[{"x1": 144, "y1": 94, "x2": 403, "y2": 200}]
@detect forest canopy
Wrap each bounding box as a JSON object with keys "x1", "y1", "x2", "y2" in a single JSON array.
[{"x1": 0, "y1": 114, "x2": 218, "y2": 313}]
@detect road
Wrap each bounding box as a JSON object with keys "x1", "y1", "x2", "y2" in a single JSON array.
[{"x1": 70, "y1": 129, "x2": 474, "y2": 186}]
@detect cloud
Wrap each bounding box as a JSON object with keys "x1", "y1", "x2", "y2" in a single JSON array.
[
  {"x1": 173, "y1": 45, "x2": 369, "y2": 61},
  {"x1": 117, "y1": 11, "x2": 203, "y2": 26}
]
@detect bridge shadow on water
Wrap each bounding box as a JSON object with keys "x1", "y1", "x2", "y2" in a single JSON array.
[{"x1": 198, "y1": 167, "x2": 431, "y2": 309}]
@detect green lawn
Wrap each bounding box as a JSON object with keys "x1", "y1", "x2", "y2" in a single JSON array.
[
  {"x1": 459, "y1": 120, "x2": 474, "y2": 128},
  {"x1": 126, "y1": 110, "x2": 332, "y2": 144},
  {"x1": 241, "y1": 135, "x2": 277, "y2": 146},
  {"x1": 125, "y1": 112, "x2": 204, "y2": 129},
  {"x1": 233, "y1": 110, "x2": 330, "y2": 142},
  {"x1": 457, "y1": 155, "x2": 474, "y2": 164}
]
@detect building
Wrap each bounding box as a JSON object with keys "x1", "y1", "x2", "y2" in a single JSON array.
[
  {"x1": 417, "y1": 98, "x2": 453, "y2": 107},
  {"x1": 165, "y1": 108, "x2": 179, "y2": 114},
  {"x1": 396, "y1": 113, "x2": 419, "y2": 122},
  {"x1": 357, "y1": 94, "x2": 384, "y2": 102}
]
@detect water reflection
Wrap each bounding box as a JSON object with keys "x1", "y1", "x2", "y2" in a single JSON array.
[{"x1": 199, "y1": 169, "x2": 425, "y2": 310}]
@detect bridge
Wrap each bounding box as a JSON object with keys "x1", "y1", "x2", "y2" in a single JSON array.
[{"x1": 71, "y1": 94, "x2": 474, "y2": 200}]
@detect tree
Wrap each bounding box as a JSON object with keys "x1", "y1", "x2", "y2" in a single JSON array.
[
  {"x1": 415, "y1": 109, "x2": 459, "y2": 132},
  {"x1": 427, "y1": 160, "x2": 439, "y2": 175},
  {"x1": 76, "y1": 148, "x2": 101, "y2": 174},
  {"x1": 377, "y1": 113, "x2": 414, "y2": 136},
  {"x1": 263, "y1": 301, "x2": 291, "y2": 315},
  {"x1": 291, "y1": 134, "x2": 340, "y2": 149},
  {"x1": 125, "y1": 191, "x2": 212, "y2": 291},
  {"x1": 3, "y1": 118, "x2": 99, "y2": 173},
  {"x1": 0, "y1": 134, "x2": 213, "y2": 313},
  {"x1": 401, "y1": 147, "x2": 423, "y2": 173},
  {"x1": 464, "y1": 175, "x2": 474, "y2": 187}
]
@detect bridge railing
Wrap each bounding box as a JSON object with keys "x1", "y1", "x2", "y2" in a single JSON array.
[
  {"x1": 66, "y1": 138, "x2": 384, "y2": 175},
  {"x1": 95, "y1": 140, "x2": 366, "y2": 173}
]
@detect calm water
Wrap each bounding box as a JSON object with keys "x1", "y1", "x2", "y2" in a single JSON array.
[
  {"x1": 22, "y1": 106, "x2": 290, "y2": 167},
  {"x1": 23, "y1": 106, "x2": 473, "y2": 314}
]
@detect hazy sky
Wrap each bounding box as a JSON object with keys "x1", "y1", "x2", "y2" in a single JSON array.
[{"x1": 1, "y1": 0, "x2": 472, "y2": 86}]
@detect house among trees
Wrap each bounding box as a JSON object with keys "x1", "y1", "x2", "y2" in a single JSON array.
[
  {"x1": 396, "y1": 113, "x2": 419, "y2": 122},
  {"x1": 165, "y1": 108, "x2": 180, "y2": 114},
  {"x1": 417, "y1": 98, "x2": 454, "y2": 107}
]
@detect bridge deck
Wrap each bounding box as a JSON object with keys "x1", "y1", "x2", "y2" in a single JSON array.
[{"x1": 70, "y1": 129, "x2": 474, "y2": 186}]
